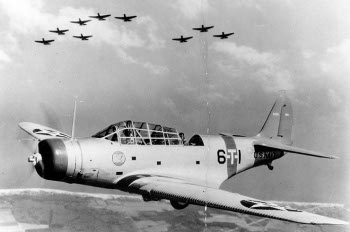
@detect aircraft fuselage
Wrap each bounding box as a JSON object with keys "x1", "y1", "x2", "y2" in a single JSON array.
[{"x1": 36, "y1": 135, "x2": 284, "y2": 191}]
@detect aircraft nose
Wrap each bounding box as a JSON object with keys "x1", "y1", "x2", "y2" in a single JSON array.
[{"x1": 36, "y1": 139, "x2": 68, "y2": 181}]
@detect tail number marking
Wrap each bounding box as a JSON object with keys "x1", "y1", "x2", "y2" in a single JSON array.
[
  {"x1": 217, "y1": 150, "x2": 226, "y2": 164},
  {"x1": 217, "y1": 149, "x2": 236, "y2": 164}
]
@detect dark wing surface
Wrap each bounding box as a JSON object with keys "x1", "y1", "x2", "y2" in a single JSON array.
[
  {"x1": 116, "y1": 175, "x2": 348, "y2": 225},
  {"x1": 183, "y1": 36, "x2": 193, "y2": 40}
]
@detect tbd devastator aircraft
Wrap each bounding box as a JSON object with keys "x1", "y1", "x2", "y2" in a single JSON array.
[
  {"x1": 193, "y1": 24, "x2": 214, "y2": 32},
  {"x1": 115, "y1": 14, "x2": 137, "y2": 22},
  {"x1": 172, "y1": 35, "x2": 193, "y2": 43},
  {"x1": 70, "y1": 18, "x2": 91, "y2": 26},
  {"x1": 213, "y1": 32, "x2": 234, "y2": 39},
  {"x1": 89, "y1": 13, "x2": 111, "y2": 21},
  {"x1": 49, "y1": 28, "x2": 69, "y2": 35},
  {"x1": 18, "y1": 93, "x2": 348, "y2": 225},
  {"x1": 73, "y1": 34, "x2": 93, "y2": 41},
  {"x1": 35, "y1": 38, "x2": 54, "y2": 45}
]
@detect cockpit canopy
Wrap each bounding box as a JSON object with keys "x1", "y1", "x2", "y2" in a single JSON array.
[{"x1": 92, "y1": 120, "x2": 182, "y2": 145}]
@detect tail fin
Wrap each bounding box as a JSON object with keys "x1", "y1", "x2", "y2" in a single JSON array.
[{"x1": 256, "y1": 92, "x2": 293, "y2": 145}]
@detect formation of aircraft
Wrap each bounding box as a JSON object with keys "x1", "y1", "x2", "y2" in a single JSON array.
[
  {"x1": 34, "y1": 38, "x2": 54, "y2": 45},
  {"x1": 36, "y1": 12, "x2": 138, "y2": 45},
  {"x1": 18, "y1": 93, "x2": 348, "y2": 225},
  {"x1": 213, "y1": 32, "x2": 234, "y2": 39},
  {"x1": 172, "y1": 35, "x2": 193, "y2": 43},
  {"x1": 89, "y1": 13, "x2": 111, "y2": 21},
  {"x1": 173, "y1": 24, "x2": 235, "y2": 43},
  {"x1": 73, "y1": 34, "x2": 93, "y2": 40},
  {"x1": 115, "y1": 14, "x2": 137, "y2": 22},
  {"x1": 193, "y1": 24, "x2": 215, "y2": 32},
  {"x1": 49, "y1": 28, "x2": 69, "y2": 35},
  {"x1": 70, "y1": 18, "x2": 91, "y2": 26}
]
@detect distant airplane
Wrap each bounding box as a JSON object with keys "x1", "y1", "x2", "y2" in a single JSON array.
[
  {"x1": 172, "y1": 35, "x2": 193, "y2": 43},
  {"x1": 193, "y1": 24, "x2": 214, "y2": 32},
  {"x1": 18, "y1": 93, "x2": 348, "y2": 225},
  {"x1": 70, "y1": 18, "x2": 91, "y2": 26},
  {"x1": 213, "y1": 32, "x2": 234, "y2": 39},
  {"x1": 35, "y1": 38, "x2": 54, "y2": 45},
  {"x1": 73, "y1": 34, "x2": 93, "y2": 40},
  {"x1": 115, "y1": 14, "x2": 137, "y2": 22},
  {"x1": 89, "y1": 13, "x2": 111, "y2": 21},
  {"x1": 49, "y1": 28, "x2": 69, "y2": 35}
]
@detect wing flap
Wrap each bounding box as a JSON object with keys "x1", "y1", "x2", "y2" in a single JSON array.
[
  {"x1": 19, "y1": 122, "x2": 71, "y2": 141},
  {"x1": 122, "y1": 176, "x2": 348, "y2": 225},
  {"x1": 254, "y1": 140, "x2": 337, "y2": 159}
]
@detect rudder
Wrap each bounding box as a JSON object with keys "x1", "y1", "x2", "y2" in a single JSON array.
[{"x1": 256, "y1": 92, "x2": 293, "y2": 145}]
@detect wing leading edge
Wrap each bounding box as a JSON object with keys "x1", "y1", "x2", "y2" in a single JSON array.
[{"x1": 118, "y1": 176, "x2": 348, "y2": 225}]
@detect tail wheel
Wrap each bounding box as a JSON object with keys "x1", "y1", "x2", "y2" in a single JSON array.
[{"x1": 170, "y1": 200, "x2": 189, "y2": 210}]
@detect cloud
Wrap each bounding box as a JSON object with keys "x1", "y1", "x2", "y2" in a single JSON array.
[
  {"x1": 137, "y1": 16, "x2": 165, "y2": 50},
  {"x1": 173, "y1": 0, "x2": 209, "y2": 19},
  {"x1": 327, "y1": 89, "x2": 342, "y2": 107},
  {"x1": 0, "y1": 50, "x2": 11, "y2": 63},
  {"x1": 320, "y1": 39, "x2": 350, "y2": 87},
  {"x1": 211, "y1": 41, "x2": 294, "y2": 93}
]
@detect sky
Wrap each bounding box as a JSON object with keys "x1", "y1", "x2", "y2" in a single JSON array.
[{"x1": 0, "y1": 0, "x2": 349, "y2": 205}]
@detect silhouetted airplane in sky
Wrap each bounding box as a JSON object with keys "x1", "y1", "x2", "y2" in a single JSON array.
[
  {"x1": 213, "y1": 32, "x2": 234, "y2": 39},
  {"x1": 35, "y1": 38, "x2": 54, "y2": 45},
  {"x1": 193, "y1": 24, "x2": 214, "y2": 32},
  {"x1": 115, "y1": 14, "x2": 137, "y2": 22},
  {"x1": 73, "y1": 34, "x2": 93, "y2": 41},
  {"x1": 70, "y1": 18, "x2": 91, "y2": 26},
  {"x1": 89, "y1": 13, "x2": 111, "y2": 21},
  {"x1": 49, "y1": 28, "x2": 69, "y2": 35},
  {"x1": 172, "y1": 35, "x2": 193, "y2": 43}
]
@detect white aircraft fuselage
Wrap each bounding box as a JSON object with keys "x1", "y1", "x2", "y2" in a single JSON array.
[{"x1": 37, "y1": 135, "x2": 282, "y2": 190}]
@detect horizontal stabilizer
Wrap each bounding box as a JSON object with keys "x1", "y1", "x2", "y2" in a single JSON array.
[
  {"x1": 19, "y1": 122, "x2": 71, "y2": 141},
  {"x1": 254, "y1": 140, "x2": 337, "y2": 159}
]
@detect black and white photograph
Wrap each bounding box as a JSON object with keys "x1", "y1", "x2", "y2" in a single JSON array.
[{"x1": 0, "y1": 0, "x2": 349, "y2": 231}]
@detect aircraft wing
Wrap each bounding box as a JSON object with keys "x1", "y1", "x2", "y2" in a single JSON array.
[
  {"x1": 213, "y1": 34, "x2": 223, "y2": 37},
  {"x1": 172, "y1": 38, "x2": 182, "y2": 41},
  {"x1": 192, "y1": 27, "x2": 202, "y2": 30},
  {"x1": 127, "y1": 16, "x2": 137, "y2": 19},
  {"x1": 117, "y1": 175, "x2": 348, "y2": 225},
  {"x1": 19, "y1": 122, "x2": 71, "y2": 141},
  {"x1": 254, "y1": 140, "x2": 337, "y2": 159}
]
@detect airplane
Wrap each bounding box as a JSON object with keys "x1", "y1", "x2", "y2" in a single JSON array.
[
  {"x1": 34, "y1": 38, "x2": 54, "y2": 45},
  {"x1": 115, "y1": 14, "x2": 137, "y2": 22},
  {"x1": 49, "y1": 28, "x2": 69, "y2": 35},
  {"x1": 70, "y1": 18, "x2": 91, "y2": 26},
  {"x1": 73, "y1": 34, "x2": 93, "y2": 41},
  {"x1": 89, "y1": 13, "x2": 111, "y2": 21},
  {"x1": 18, "y1": 93, "x2": 348, "y2": 225},
  {"x1": 193, "y1": 24, "x2": 214, "y2": 32},
  {"x1": 213, "y1": 32, "x2": 234, "y2": 39},
  {"x1": 172, "y1": 35, "x2": 193, "y2": 43}
]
